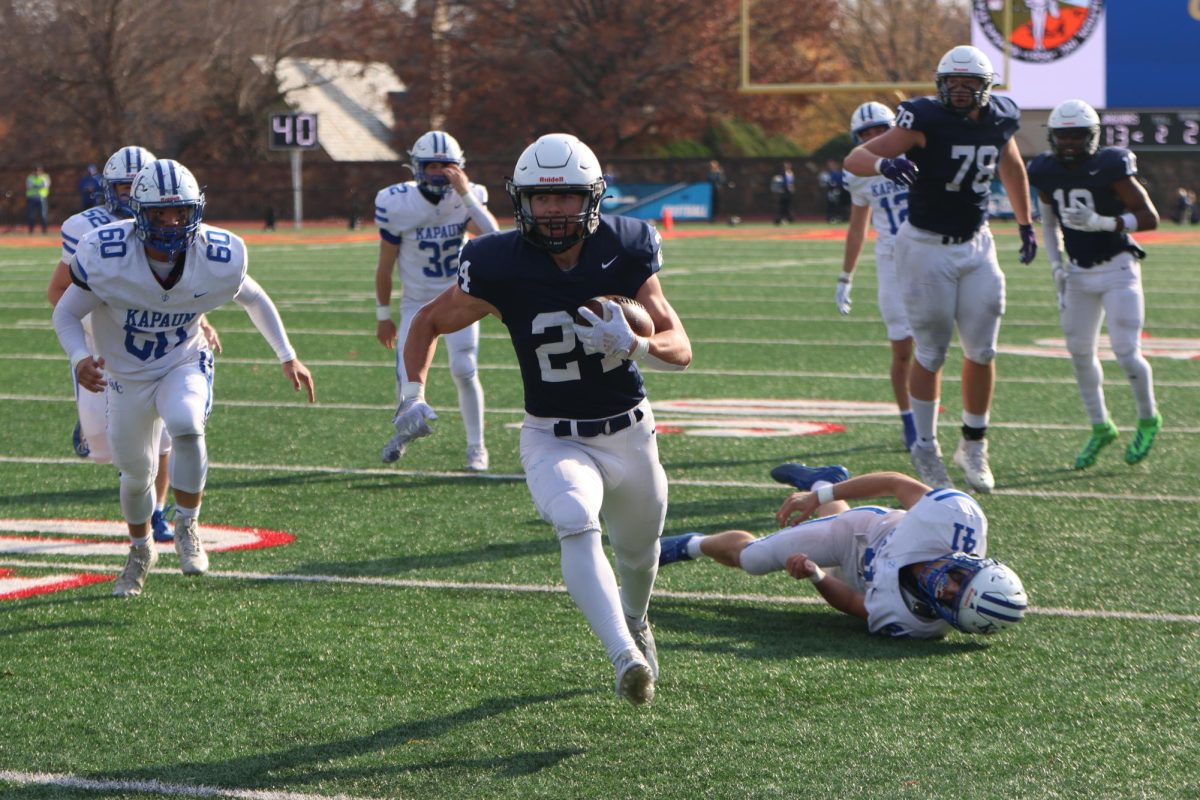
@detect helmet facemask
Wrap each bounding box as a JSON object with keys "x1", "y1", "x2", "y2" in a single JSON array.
[
  {"x1": 506, "y1": 182, "x2": 606, "y2": 254},
  {"x1": 101, "y1": 146, "x2": 156, "y2": 217},
  {"x1": 937, "y1": 74, "x2": 991, "y2": 115},
  {"x1": 1049, "y1": 127, "x2": 1099, "y2": 165},
  {"x1": 408, "y1": 131, "x2": 465, "y2": 197},
  {"x1": 916, "y1": 552, "x2": 1027, "y2": 634},
  {"x1": 130, "y1": 160, "x2": 205, "y2": 259}
]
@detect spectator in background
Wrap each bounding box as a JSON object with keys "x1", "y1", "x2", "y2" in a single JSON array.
[
  {"x1": 772, "y1": 161, "x2": 795, "y2": 225},
  {"x1": 819, "y1": 158, "x2": 848, "y2": 222},
  {"x1": 26, "y1": 164, "x2": 51, "y2": 234},
  {"x1": 707, "y1": 160, "x2": 727, "y2": 222},
  {"x1": 76, "y1": 164, "x2": 102, "y2": 212},
  {"x1": 1173, "y1": 187, "x2": 1195, "y2": 225}
]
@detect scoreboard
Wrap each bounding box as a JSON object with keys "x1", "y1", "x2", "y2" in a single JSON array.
[
  {"x1": 269, "y1": 112, "x2": 319, "y2": 150},
  {"x1": 1100, "y1": 110, "x2": 1200, "y2": 151}
]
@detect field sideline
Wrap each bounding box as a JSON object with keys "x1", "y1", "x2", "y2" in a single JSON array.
[{"x1": 0, "y1": 222, "x2": 1197, "y2": 799}]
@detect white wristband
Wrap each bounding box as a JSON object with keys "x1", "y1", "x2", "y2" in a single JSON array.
[
  {"x1": 375, "y1": 303, "x2": 391, "y2": 322},
  {"x1": 815, "y1": 484, "x2": 836, "y2": 505},
  {"x1": 838, "y1": 270, "x2": 853, "y2": 285},
  {"x1": 459, "y1": 191, "x2": 477, "y2": 208},
  {"x1": 630, "y1": 336, "x2": 651, "y2": 361},
  {"x1": 400, "y1": 381, "x2": 424, "y2": 402},
  {"x1": 807, "y1": 562, "x2": 827, "y2": 584},
  {"x1": 873, "y1": 157, "x2": 885, "y2": 175},
  {"x1": 1120, "y1": 212, "x2": 1138, "y2": 232}
]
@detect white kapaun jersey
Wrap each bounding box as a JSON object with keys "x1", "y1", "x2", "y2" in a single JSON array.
[
  {"x1": 861, "y1": 488, "x2": 988, "y2": 638},
  {"x1": 374, "y1": 181, "x2": 489, "y2": 304},
  {"x1": 60, "y1": 206, "x2": 121, "y2": 263},
  {"x1": 69, "y1": 220, "x2": 247, "y2": 381},
  {"x1": 846, "y1": 173, "x2": 908, "y2": 256}
]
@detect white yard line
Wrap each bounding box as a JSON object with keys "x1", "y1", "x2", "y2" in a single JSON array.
[{"x1": 0, "y1": 769, "x2": 386, "y2": 800}]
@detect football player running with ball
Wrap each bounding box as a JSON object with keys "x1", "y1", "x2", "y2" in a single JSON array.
[
  {"x1": 1027, "y1": 99, "x2": 1163, "y2": 469},
  {"x1": 660, "y1": 465, "x2": 1027, "y2": 639},
  {"x1": 53, "y1": 160, "x2": 315, "y2": 597},
  {"x1": 845, "y1": 45, "x2": 1037, "y2": 494},
  {"x1": 386, "y1": 133, "x2": 692, "y2": 705},
  {"x1": 375, "y1": 131, "x2": 500, "y2": 471}
]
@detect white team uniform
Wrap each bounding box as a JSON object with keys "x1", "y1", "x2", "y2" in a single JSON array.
[
  {"x1": 738, "y1": 488, "x2": 988, "y2": 638},
  {"x1": 374, "y1": 181, "x2": 488, "y2": 396},
  {"x1": 59, "y1": 207, "x2": 169, "y2": 464},
  {"x1": 845, "y1": 173, "x2": 912, "y2": 341},
  {"x1": 64, "y1": 220, "x2": 247, "y2": 484}
]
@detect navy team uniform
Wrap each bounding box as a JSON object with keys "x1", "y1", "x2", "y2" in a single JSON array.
[
  {"x1": 1026, "y1": 146, "x2": 1158, "y2": 435},
  {"x1": 892, "y1": 95, "x2": 1020, "y2": 377},
  {"x1": 458, "y1": 214, "x2": 656, "y2": 420},
  {"x1": 456, "y1": 212, "x2": 671, "y2": 677}
]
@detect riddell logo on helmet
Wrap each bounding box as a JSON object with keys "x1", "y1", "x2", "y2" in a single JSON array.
[{"x1": 539, "y1": 176, "x2": 565, "y2": 183}]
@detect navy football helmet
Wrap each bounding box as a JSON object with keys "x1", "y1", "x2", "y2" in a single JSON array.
[{"x1": 917, "y1": 552, "x2": 1027, "y2": 634}]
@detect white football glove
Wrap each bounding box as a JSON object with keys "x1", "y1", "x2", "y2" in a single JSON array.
[
  {"x1": 574, "y1": 299, "x2": 637, "y2": 358},
  {"x1": 835, "y1": 277, "x2": 853, "y2": 316},
  {"x1": 379, "y1": 398, "x2": 436, "y2": 465},
  {"x1": 1061, "y1": 203, "x2": 1118, "y2": 232},
  {"x1": 1052, "y1": 265, "x2": 1067, "y2": 310}
]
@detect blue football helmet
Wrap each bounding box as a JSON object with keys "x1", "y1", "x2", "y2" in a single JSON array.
[
  {"x1": 409, "y1": 130, "x2": 465, "y2": 196},
  {"x1": 849, "y1": 102, "x2": 895, "y2": 144},
  {"x1": 129, "y1": 160, "x2": 205, "y2": 259},
  {"x1": 101, "y1": 146, "x2": 156, "y2": 217},
  {"x1": 506, "y1": 133, "x2": 607, "y2": 254},
  {"x1": 917, "y1": 552, "x2": 1027, "y2": 634},
  {"x1": 935, "y1": 45, "x2": 994, "y2": 114}
]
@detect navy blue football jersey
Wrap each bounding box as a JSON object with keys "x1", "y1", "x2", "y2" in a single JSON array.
[
  {"x1": 1027, "y1": 147, "x2": 1144, "y2": 267},
  {"x1": 894, "y1": 95, "x2": 1021, "y2": 237},
  {"x1": 457, "y1": 215, "x2": 661, "y2": 418}
]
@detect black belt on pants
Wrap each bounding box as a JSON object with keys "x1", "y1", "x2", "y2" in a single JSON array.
[
  {"x1": 941, "y1": 233, "x2": 972, "y2": 245},
  {"x1": 554, "y1": 408, "x2": 644, "y2": 438}
]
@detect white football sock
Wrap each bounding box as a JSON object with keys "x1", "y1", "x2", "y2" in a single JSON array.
[
  {"x1": 560, "y1": 531, "x2": 637, "y2": 665},
  {"x1": 910, "y1": 396, "x2": 939, "y2": 449}
]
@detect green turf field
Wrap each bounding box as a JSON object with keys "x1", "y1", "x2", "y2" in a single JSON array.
[{"x1": 1, "y1": 222, "x2": 1197, "y2": 799}]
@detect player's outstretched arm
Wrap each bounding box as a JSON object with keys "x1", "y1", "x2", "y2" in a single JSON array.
[
  {"x1": 844, "y1": 127, "x2": 924, "y2": 178},
  {"x1": 374, "y1": 239, "x2": 401, "y2": 350},
  {"x1": 837, "y1": 203, "x2": 872, "y2": 315},
  {"x1": 234, "y1": 276, "x2": 311, "y2": 401},
  {"x1": 785, "y1": 553, "x2": 868, "y2": 620},
  {"x1": 282, "y1": 359, "x2": 315, "y2": 403}
]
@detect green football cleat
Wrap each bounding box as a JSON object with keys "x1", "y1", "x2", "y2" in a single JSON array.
[
  {"x1": 1074, "y1": 420, "x2": 1119, "y2": 470},
  {"x1": 1125, "y1": 413, "x2": 1163, "y2": 465}
]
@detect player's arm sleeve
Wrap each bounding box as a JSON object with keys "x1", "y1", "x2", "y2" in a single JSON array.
[
  {"x1": 462, "y1": 183, "x2": 499, "y2": 235},
  {"x1": 1040, "y1": 195, "x2": 1065, "y2": 269},
  {"x1": 234, "y1": 275, "x2": 297, "y2": 363},
  {"x1": 53, "y1": 283, "x2": 102, "y2": 369}
]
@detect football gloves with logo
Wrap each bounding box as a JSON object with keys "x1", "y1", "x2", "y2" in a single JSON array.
[
  {"x1": 1018, "y1": 223, "x2": 1038, "y2": 264},
  {"x1": 1061, "y1": 202, "x2": 1118, "y2": 232},
  {"x1": 835, "y1": 276, "x2": 853, "y2": 315},
  {"x1": 878, "y1": 157, "x2": 918, "y2": 186},
  {"x1": 574, "y1": 299, "x2": 637, "y2": 358}
]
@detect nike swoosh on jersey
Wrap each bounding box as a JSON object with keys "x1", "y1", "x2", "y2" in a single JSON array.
[
  {"x1": 601, "y1": 257, "x2": 617, "y2": 269},
  {"x1": 194, "y1": 291, "x2": 209, "y2": 298}
]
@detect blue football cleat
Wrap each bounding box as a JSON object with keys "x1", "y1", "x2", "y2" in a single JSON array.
[
  {"x1": 151, "y1": 504, "x2": 175, "y2": 543},
  {"x1": 72, "y1": 420, "x2": 90, "y2": 458},
  {"x1": 769, "y1": 463, "x2": 850, "y2": 490},
  {"x1": 658, "y1": 533, "x2": 699, "y2": 567}
]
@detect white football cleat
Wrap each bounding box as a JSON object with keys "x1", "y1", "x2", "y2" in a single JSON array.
[
  {"x1": 626, "y1": 615, "x2": 658, "y2": 681},
  {"x1": 113, "y1": 542, "x2": 158, "y2": 597},
  {"x1": 910, "y1": 441, "x2": 954, "y2": 489},
  {"x1": 954, "y1": 438, "x2": 995, "y2": 494},
  {"x1": 465, "y1": 445, "x2": 489, "y2": 472},
  {"x1": 614, "y1": 651, "x2": 655, "y2": 706},
  {"x1": 174, "y1": 517, "x2": 209, "y2": 575}
]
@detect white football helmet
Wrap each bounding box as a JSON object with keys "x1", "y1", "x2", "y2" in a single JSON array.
[
  {"x1": 101, "y1": 145, "x2": 156, "y2": 217},
  {"x1": 1048, "y1": 98, "x2": 1101, "y2": 165},
  {"x1": 506, "y1": 133, "x2": 607, "y2": 253},
  {"x1": 129, "y1": 159, "x2": 205, "y2": 258},
  {"x1": 849, "y1": 102, "x2": 895, "y2": 144},
  {"x1": 935, "y1": 45, "x2": 994, "y2": 113},
  {"x1": 408, "y1": 130, "x2": 465, "y2": 196},
  {"x1": 918, "y1": 553, "x2": 1028, "y2": 634}
]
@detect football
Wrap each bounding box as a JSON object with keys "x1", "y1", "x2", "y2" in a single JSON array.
[{"x1": 575, "y1": 295, "x2": 655, "y2": 338}]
